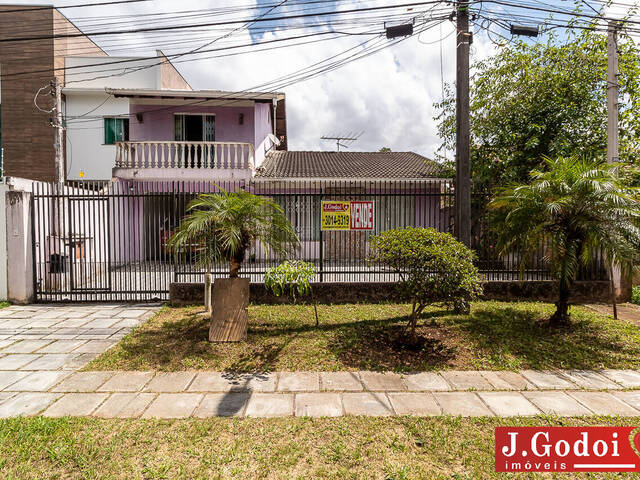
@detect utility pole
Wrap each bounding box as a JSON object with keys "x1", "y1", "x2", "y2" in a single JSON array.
[
  {"x1": 455, "y1": 0, "x2": 471, "y2": 247},
  {"x1": 607, "y1": 20, "x2": 619, "y2": 165},
  {"x1": 607, "y1": 20, "x2": 621, "y2": 316},
  {"x1": 52, "y1": 77, "x2": 64, "y2": 187}
]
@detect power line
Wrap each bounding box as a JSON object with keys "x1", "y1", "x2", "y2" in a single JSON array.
[
  {"x1": 0, "y1": 0, "x2": 150, "y2": 14},
  {"x1": 0, "y1": 1, "x2": 448, "y2": 43}
]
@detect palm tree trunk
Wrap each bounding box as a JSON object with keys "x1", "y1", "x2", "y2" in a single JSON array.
[
  {"x1": 229, "y1": 259, "x2": 241, "y2": 278},
  {"x1": 550, "y1": 279, "x2": 572, "y2": 326}
]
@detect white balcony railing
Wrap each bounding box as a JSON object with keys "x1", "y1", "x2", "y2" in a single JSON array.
[{"x1": 115, "y1": 141, "x2": 255, "y2": 170}]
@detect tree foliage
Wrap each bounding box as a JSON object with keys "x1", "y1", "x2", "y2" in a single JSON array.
[
  {"x1": 368, "y1": 228, "x2": 483, "y2": 336},
  {"x1": 436, "y1": 29, "x2": 640, "y2": 191},
  {"x1": 168, "y1": 188, "x2": 299, "y2": 278},
  {"x1": 490, "y1": 156, "x2": 640, "y2": 325}
]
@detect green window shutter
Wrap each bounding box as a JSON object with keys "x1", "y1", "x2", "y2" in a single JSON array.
[{"x1": 104, "y1": 118, "x2": 116, "y2": 144}]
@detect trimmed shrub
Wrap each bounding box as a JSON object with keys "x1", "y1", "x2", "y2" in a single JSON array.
[{"x1": 368, "y1": 227, "x2": 483, "y2": 335}]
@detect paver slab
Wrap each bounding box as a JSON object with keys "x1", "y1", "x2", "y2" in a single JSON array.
[
  {"x1": 98, "y1": 371, "x2": 154, "y2": 392},
  {"x1": 600, "y1": 369, "x2": 640, "y2": 388},
  {"x1": 434, "y1": 392, "x2": 494, "y2": 417},
  {"x1": 81, "y1": 318, "x2": 120, "y2": 329},
  {"x1": 477, "y1": 392, "x2": 541, "y2": 416},
  {"x1": 561, "y1": 370, "x2": 622, "y2": 390},
  {"x1": 277, "y1": 372, "x2": 319, "y2": 392},
  {"x1": 612, "y1": 391, "x2": 640, "y2": 411},
  {"x1": 522, "y1": 391, "x2": 591, "y2": 416},
  {"x1": 0, "y1": 392, "x2": 61, "y2": 417},
  {"x1": 64, "y1": 353, "x2": 98, "y2": 370},
  {"x1": 295, "y1": 393, "x2": 342, "y2": 417},
  {"x1": 142, "y1": 393, "x2": 203, "y2": 418},
  {"x1": 0, "y1": 354, "x2": 42, "y2": 370},
  {"x1": 20, "y1": 354, "x2": 77, "y2": 371},
  {"x1": 388, "y1": 392, "x2": 441, "y2": 415},
  {"x1": 188, "y1": 372, "x2": 276, "y2": 392},
  {"x1": 37, "y1": 340, "x2": 87, "y2": 354},
  {"x1": 43, "y1": 393, "x2": 108, "y2": 417},
  {"x1": 520, "y1": 370, "x2": 576, "y2": 390},
  {"x1": 245, "y1": 393, "x2": 294, "y2": 417},
  {"x1": 342, "y1": 392, "x2": 394, "y2": 416},
  {"x1": 73, "y1": 340, "x2": 117, "y2": 354},
  {"x1": 94, "y1": 393, "x2": 156, "y2": 418},
  {"x1": 441, "y1": 371, "x2": 493, "y2": 390},
  {"x1": 403, "y1": 372, "x2": 450, "y2": 391},
  {"x1": 143, "y1": 372, "x2": 196, "y2": 392},
  {"x1": 52, "y1": 371, "x2": 114, "y2": 392},
  {"x1": 320, "y1": 372, "x2": 362, "y2": 391},
  {"x1": 7, "y1": 371, "x2": 69, "y2": 391},
  {"x1": 359, "y1": 372, "x2": 405, "y2": 391},
  {"x1": 193, "y1": 393, "x2": 249, "y2": 417},
  {"x1": 0, "y1": 370, "x2": 30, "y2": 390},
  {"x1": 1, "y1": 340, "x2": 52, "y2": 353},
  {"x1": 568, "y1": 391, "x2": 640, "y2": 416},
  {"x1": 480, "y1": 371, "x2": 535, "y2": 391}
]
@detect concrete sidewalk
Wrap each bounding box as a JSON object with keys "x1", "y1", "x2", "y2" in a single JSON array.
[
  {"x1": 1, "y1": 304, "x2": 640, "y2": 418},
  {"x1": 2, "y1": 369, "x2": 640, "y2": 418}
]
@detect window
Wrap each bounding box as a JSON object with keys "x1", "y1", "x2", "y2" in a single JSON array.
[
  {"x1": 174, "y1": 114, "x2": 215, "y2": 142},
  {"x1": 104, "y1": 117, "x2": 129, "y2": 145}
]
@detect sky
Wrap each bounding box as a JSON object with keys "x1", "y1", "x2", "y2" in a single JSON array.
[{"x1": 1, "y1": 0, "x2": 635, "y2": 159}]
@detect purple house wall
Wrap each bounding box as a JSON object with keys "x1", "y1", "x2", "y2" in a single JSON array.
[{"x1": 129, "y1": 104, "x2": 257, "y2": 144}]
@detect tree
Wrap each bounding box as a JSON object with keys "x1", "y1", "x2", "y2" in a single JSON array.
[
  {"x1": 168, "y1": 188, "x2": 298, "y2": 331},
  {"x1": 265, "y1": 260, "x2": 319, "y2": 326},
  {"x1": 379, "y1": 147, "x2": 392, "y2": 152},
  {"x1": 368, "y1": 228, "x2": 482, "y2": 339},
  {"x1": 490, "y1": 156, "x2": 640, "y2": 326},
  {"x1": 436, "y1": 28, "x2": 640, "y2": 192},
  {"x1": 169, "y1": 188, "x2": 298, "y2": 278}
]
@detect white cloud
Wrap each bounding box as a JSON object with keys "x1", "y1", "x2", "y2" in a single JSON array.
[{"x1": 11, "y1": 0, "x2": 499, "y2": 158}]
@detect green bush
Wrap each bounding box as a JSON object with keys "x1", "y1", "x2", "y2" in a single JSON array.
[
  {"x1": 368, "y1": 228, "x2": 483, "y2": 335},
  {"x1": 632, "y1": 286, "x2": 640, "y2": 306},
  {"x1": 264, "y1": 260, "x2": 319, "y2": 325}
]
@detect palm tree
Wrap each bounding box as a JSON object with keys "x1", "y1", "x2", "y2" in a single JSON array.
[
  {"x1": 168, "y1": 188, "x2": 299, "y2": 309},
  {"x1": 490, "y1": 156, "x2": 640, "y2": 326}
]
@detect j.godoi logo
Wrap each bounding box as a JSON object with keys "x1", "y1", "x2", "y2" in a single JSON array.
[{"x1": 495, "y1": 427, "x2": 640, "y2": 472}]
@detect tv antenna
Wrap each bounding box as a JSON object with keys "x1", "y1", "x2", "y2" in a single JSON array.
[{"x1": 321, "y1": 131, "x2": 363, "y2": 151}]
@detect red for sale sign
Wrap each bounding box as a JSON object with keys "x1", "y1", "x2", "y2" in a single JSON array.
[
  {"x1": 349, "y1": 201, "x2": 374, "y2": 230},
  {"x1": 495, "y1": 427, "x2": 640, "y2": 473}
]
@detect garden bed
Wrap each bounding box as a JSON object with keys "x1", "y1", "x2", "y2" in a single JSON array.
[{"x1": 85, "y1": 302, "x2": 640, "y2": 372}]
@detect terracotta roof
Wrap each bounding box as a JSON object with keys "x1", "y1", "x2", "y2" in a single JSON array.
[{"x1": 256, "y1": 151, "x2": 442, "y2": 179}]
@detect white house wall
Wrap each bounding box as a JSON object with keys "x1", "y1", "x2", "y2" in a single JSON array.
[{"x1": 65, "y1": 92, "x2": 129, "y2": 180}]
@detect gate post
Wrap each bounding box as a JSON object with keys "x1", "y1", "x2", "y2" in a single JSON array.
[{"x1": 6, "y1": 190, "x2": 34, "y2": 304}]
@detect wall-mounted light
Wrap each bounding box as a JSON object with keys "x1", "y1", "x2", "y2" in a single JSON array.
[
  {"x1": 136, "y1": 113, "x2": 144, "y2": 123},
  {"x1": 239, "y1": 113, "x2": 244, "y2": 125}
]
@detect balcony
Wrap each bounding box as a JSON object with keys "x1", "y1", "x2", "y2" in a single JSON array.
[{"x1": 113, "y1": 141, "x2": 256, "y2": 180}]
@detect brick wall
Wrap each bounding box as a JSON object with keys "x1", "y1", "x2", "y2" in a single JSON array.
[{"x1": 0, "y1": 7, "x2": 104, "y2": 181}]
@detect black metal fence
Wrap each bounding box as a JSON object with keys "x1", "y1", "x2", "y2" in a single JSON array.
[{"x1": 31, "y1": 178, "x2": 606, "y2": 302}]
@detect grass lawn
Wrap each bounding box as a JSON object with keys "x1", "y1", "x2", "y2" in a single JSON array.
[
  {"x1": 85, "y1": 301, "x2": 640, "y2": 372},
  {"x1": 1, "y1": 416, "x2": 639, "y2": 479}
]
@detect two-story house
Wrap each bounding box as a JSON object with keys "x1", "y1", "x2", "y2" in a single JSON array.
[{"x1": 64, "y1": 54, "x2": 287, "y2": 181}]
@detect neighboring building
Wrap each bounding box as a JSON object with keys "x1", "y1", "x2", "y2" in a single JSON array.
[
  {"x1": 0, "y1": 5, "x2": 287, "y2": 182},
  {"x1": 0, "y1": 5, "x2": 106, "y2": 181}
]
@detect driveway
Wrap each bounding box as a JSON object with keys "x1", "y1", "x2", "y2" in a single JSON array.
[{"x1": 0, "y1": 303, "x2": 159, "y2": 414}]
